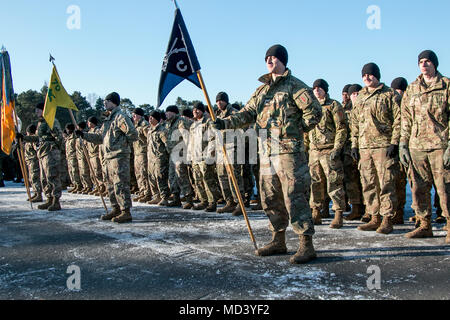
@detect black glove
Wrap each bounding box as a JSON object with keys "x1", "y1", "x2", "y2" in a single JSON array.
[
  {"x1": 386, "y1": 144, "x2": 398, "y2": 159},
  {"x1": 212, "y1": 118, "x2": 225, "y2": 130},
  {"x1": 399, "y1": 143, "x2": 411, "y2": 168},
  {"x1": 351, "y1": 148, "x2": 360, "y2": 162},
  {"x1": 15, "y1": 132, "x2": 24, "y2": 141},
  {"x1": 75, "y1": 130, "x2": 84, "y2": 138}
]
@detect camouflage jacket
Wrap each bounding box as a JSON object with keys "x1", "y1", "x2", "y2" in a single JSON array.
[
  {"x1": 342, "y1": 100, "x2": 353, "y2": 155},
  {"x1": 133, "y1": 118, "x2": 149, "y2": 155},
  {"x1": 64, "y1": 132, "x2": 77, "y2": 160},
  {"x1": 86, "y1": 127, "x2": 102, "y2": 158},
  {"x1": 83, "y1": 107, "x2": 138, "y2": 160},
  {"x1": 145, "y1": 122, "x2": 169, "y2": 160},
  {"x1": 351, "y1": 84, "x2": 401, "y2": 149},
  {"x1": 222, "y1": 69, "x2": 322, "y2": 155},
  {"x1": 308, "y1": 95, "x2": 347, "y2": 151},
  {"x1": 400, "y1": 73, "x2": 450, "y2": 151},
  {"x1": 188, "y1": 116, "x2": 214, "y2": 164},
  {"x1": 165, "y1": 114, "x2": 193, "y2": 154},
  {"x1": 24, "y1": 140, "x2": 38, "y2": 162},
  {"x1": 23, "y1": 118, "x2": 63, "y2": 158}
]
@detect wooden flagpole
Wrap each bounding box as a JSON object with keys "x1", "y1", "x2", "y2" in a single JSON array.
[{"x1": 196, "y1": 70, "x2": 258, "y2": 251}]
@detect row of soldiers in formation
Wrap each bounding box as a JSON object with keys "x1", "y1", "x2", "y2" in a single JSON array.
[{"x1": 17, "y1": 45, "x2": 449, "y2": 264}]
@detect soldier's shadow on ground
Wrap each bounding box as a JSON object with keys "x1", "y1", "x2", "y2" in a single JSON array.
[{"x1": 310, "y1": 244, "x2": 450, "y2": 263}]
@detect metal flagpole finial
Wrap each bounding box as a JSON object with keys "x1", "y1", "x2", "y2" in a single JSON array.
[
  {"x1": 49, "y1": 53, "x2": 55, "y2": 63},
  {"x1": 1, "y1": 45, "x2": 6, "y2": 53}
]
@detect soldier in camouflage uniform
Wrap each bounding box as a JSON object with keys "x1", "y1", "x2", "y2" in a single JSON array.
[
  {"x1": 390, "y1": 77, "x2": 409, "y2": 225},
  {"x1": 64, "y1": 124, "x2": 82, "y2": 193},
  {"x1": 164, "y1": 105, "x2": 195, "y2": 209},
  {"x1": 189, "y1": 102, "x2": 220, "y2": 212},
  {"x1": 214, "y1": 45, "x2": 322, "y2": 264},
  {"x1": 86, "y1": 117, "x2": 105, "y2": 196},
  {"x1": 131, "y1": 108, "x2": 152, "y2": 203},
  {"x1": 214, "y1": 92, "x2": 246, "y2": 216},
  {"x1": 145, "y1": 110, "x2": 171, "y2": 206},
  {"x1": 399, "y1": 50, "x2": 450, "y2": 243},
  {"x1": 24, "y1": 124, "x2": 42, "y2": 202},
  {"x1": 351, "y1": 63, "x2": 401, "y2": 235},
  {"x1": 76, "y1": 121, "x2": 93, "y2": 195},
  {"x1": 308, "y1": 79, "x2": 348, "y2": 229},
  {"x1": 78, "y1": 92, "x2": 138, "y2": 223},
  {"x1": 19, "y1": 103, "x2": 63, "y2": 211},
  {"x1": 343, "y1": 84, "x2": 365, "y2": 222}
]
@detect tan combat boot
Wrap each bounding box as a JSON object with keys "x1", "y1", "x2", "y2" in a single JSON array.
[
  {"x1": 182, "y1": 195, "x2": 194, "y2": 210},
  {"x1": 357, "y1": 214, "x2": 382, "y2": 231},
  {"x1": 48, "y1": 197, "x2": 62, "y2": 211},
  {"x1": 193, "y1": 202, "x2": 208, "y2": 211},
  {"x1": 405, "y1": 217, "x2": 433, "y2": 239},
  {"x1": 31, "y1": 193, "x2": 43, "y2": 203},
  {"x1": 290, "y1": 235, "x2": 317, "y2": 264},
  {"x1": 147, "y1": 196, "x2": 162, "y2": 205},
  {"x1": 232, "y1": 205, "x2": 243, "y2": 216},
  {"x1": 312, "y1": 208, "x2": 322, "y2": 225},
  {"x1": 256, "y1": 231, "x2": 287, "y2": 256},
  {"x1": 217, "y1": 200, "x2": 237, "y2": 214},
  {"x1": 88, "y1": 187, "x2": 99, "y2": 196},
  {"x1": 101, "y1": 206, "x2": 121, "y2": 221},
  {"x1": 330, "y1": 210, "x2": 344, "y2": 229},
  {"x1": 167, "y1": 194, "x2": 182, "y2": 207},
  {"x1": 138, "y1": 194, "x2": 153, "y2": 203},
  {"x1": 205, "y1": 203, "x2": 217, "y2": 212},
  {"x1": 38, "y1": 197, "x2": 53, "y2": 210},
  {"x1": 252, "y1": 200, "x2": 263, "y2": 211},
  {"x1": 344, "y1": 204, "x2": 363, "y2": 221},
  {"x1": 376, "y1": 216, "x2": 393, "y2": 234},
  {"x1": 112, "y1": 208, "x2": 132, "y2": 224},
  {"x1": 158, "y1": 198, "x2": 169, "y2": 206},
  {"x1": 392, "y1": 208, "x2": 404, "y2": 225}
]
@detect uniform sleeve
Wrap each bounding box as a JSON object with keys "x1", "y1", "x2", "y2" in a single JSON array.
[
  {"x1": 83, "y1": 125, "x2": 104, "y2": 145},
  {"x1": 293, "y1": 87, "x2": 323, "y2": 133},
  {"x1": 118, "y1": 114, "x2": 138, "y2": 143},
  {"x1": 223, "y1": 93, "x2": 258, "y2": 129},
  {"x1": 390, "y1": 92, "x2": 401, "y2": 146},
  {"x1": 400, "y1": 87, "x2": 413, "y2": 146},
  {"x1": 350, "y1": 101, "x2": 360, "y2": 149},
  {"x1": 332, "y1": 101, "x2": 348, "y2": 150}
]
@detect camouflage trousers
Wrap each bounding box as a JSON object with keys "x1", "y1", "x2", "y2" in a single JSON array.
[
  {"x1": 104, "y1": 155, "x2": 132, "y2": 211},
  {"x1": 216, "y1": 162, "x2": 244, "y2": 203},
  {"x1": 39, "y1": 148, "x2": 62, "y2": 199},
  {"x1": 59, "y1": 152, "x2": 70, "y2": 188},
  {"x1": 66, "y1": 156, "x2": 81, "y2": 188},
  {"x1": 309, "y1": 148, "x2": 346, "y2": 211},
  {"x1": 148, "y1": 155, "x2": 170, "y2": 200},
  {"x1": 134, "y1": 153, "x2": 150, "y2": 197},
  {"x1": 77, "y1": 153, "x2": 92, "y2": 189},
  {"x1": 90, "y1": 155, "x2": 104, "y2": 189},
  {"x1": 342, "y1": 153, "x2": 363, "y2": 205},
  {"x1": 260, "y1": 151, "x2": 315, "y2": 236},
  {"x1": 359, "y1": 148, "x2": 398, "y2": 217},
  {"x1": 395, "y1": 163, "x2": 407, "y2": 211},
  {"x1": 25, "y1": 158, "x2": 42, "y2": 194},
  {"x1": 408, "y1": 148, "x2": 450, "y2": 219},
  {"x1": 192, "y1": 162, "x2": 220, "y2": 204},
  {"x1": 169, "y1": 161, "x2": 193, "y2": 198}
]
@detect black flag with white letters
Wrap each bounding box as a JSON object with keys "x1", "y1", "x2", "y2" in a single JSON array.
[{"x1": 157, "y1": 8, "x2": 201, "y2": 108}]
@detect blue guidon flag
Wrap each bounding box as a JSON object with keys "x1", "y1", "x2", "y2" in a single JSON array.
[{"x1": 157, "y1": 8, "x2": 201, "y2": 108}]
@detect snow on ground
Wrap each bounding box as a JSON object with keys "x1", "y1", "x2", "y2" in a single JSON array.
[{"x1": 0, "y1": 181, "x2": 449, "y2": 300}]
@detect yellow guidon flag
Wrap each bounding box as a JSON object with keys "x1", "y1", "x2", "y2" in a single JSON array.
[{"x1": 43, "y1": 66, "x2": 78, "y2": 129}]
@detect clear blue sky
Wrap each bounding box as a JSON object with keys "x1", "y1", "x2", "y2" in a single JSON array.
[{"x1": 2, "y1": 0, "x2": 449, "y2": 109}]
